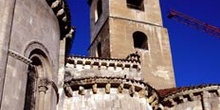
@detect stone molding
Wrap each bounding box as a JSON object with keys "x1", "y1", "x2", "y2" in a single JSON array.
[
  {"x1": 64, "y1": 76, "x2": 146, "y2": 90},
  {"x1": 160, "y1": 84, "x2": 220, "y2": 107},
  {"x1": 64, "y1": 76, "x2": 161, "y2": 110},
  {"x1": 8, "y1": 49, "x2": 32, "y2": 64},
  {"x1": 64, "y1": 56, "x2": 163, "y2": 109},
  {"x1": 66, "y1": 55, "x2": 141, "y2": 64},
  {"x1": 45, "y1": 0, "x2": 74, "y2": 39},
  {"x1": 65, "y1": 56, "x2": 141, "y2": 80}
]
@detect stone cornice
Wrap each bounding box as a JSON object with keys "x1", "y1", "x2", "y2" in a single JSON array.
[
  {"x1": 160, "y1": 84, "x2": 220, "y2": 107},
  {"x1": 66, "y1": 56, "x2": 141, "y2": 72},
  {"x1": 66, "y1": 55, "x2": 141, "y2": 64},
  {"x1": 65, "y1": 56, "x2": 142, "y2": 80},
  {"x1": 65, "y1": 76, "x2": 146, "y2": 90},
  {"x1": 64, "y1": 75, "x2": 162, "y2": 109},
  {"x1": 64, "y1": 56, "x2": 164, "y2": 109}
]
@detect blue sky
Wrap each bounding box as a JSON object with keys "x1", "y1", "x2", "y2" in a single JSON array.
[{"x1": 66, "y1": 0, "x2": 220, "y2": 87}]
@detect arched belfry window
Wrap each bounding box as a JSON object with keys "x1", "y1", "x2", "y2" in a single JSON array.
[
  {"x1": 97, "y1": 42, "x2": 102, "y2": 57},
  {"x1": 133, "y1": 31, "x2": 148, "y2": 50},
  {"x1": 95, "y1": 0, "x2": 103, "y2": 22},
  {"x1": 126, "y1": 0, "x2": 144, "y2": 11}
]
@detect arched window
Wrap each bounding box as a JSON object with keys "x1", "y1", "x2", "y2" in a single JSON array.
[
  {"x1": 23, "y1": 42, "x2": 58, "y2": 110},
  {"x1": 24, "y1": 49, "x2": 51, "y2": 110},
  {"x1": 133, "y1": 31, "x2": 148, "y2": 50},
  {"x1": 126, "y1": 0, "x2": 144, "y2": 11},
  {"x1": 97, "y1": 0, "x2": 102, "y2": 18},
  {"x1": 97, "y1": 42, "x2": 102, "y2": 57},
  {"x1": 24, "y1": 66, "x2": 37, "y2": 110},
  {"x1": 95, "y1": 0, "x2": 102, "y2": 22},
  {"x1": 24, "y1": 57, "x2": 41, "y2": 110}
]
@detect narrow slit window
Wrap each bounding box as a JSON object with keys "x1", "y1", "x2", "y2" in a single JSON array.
[
  {"x1": 133, "y1": 31, "x2": 148, "y2": 50},
  {"x1": 95, "y1": 0, "x2": 103, "y2": 22},
  {"x1": 97, "y1": 42, "x2": 102, "y2": 57},
  {"x1": 126, "y1": 0, "x2": 144, "y2": 11}
]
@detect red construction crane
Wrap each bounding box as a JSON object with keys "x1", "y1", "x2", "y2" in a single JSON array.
[{"x1": 167, "y1": 9, "x2": 220, "y2": 38}]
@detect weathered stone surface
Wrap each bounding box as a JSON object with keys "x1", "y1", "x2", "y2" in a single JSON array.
[
  {"x1": 161, "y1": 85, "x2": 220, "y2": 110},
  {"x1": 108, "y1": 18, "x2": 175, "y2": 89},
  {"x1": 0, "y1": 0, "x2": 17, "y2": 104},
  {"x1": 0, "y1": 0, "x2": 66, "y2": 109},
  {"x1": 1, "y1": 0, "x2": 220, "y2": 110},
  {"x1": 88, "y1": 0, "x2": 175, "y2": 89},
  {"x1": 65, "y1": 56, "x2": 142, "y2": 80},
  {"x1": 61, "y1": 88, "x2": 152, "y2": 110}
]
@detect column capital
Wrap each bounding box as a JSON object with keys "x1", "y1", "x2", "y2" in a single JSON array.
[{"x1": 38, "y1": 78, "x2": 50, "y2": 93}]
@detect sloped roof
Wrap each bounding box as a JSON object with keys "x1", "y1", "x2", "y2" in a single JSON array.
[
  {"x1": 158, "y1": 84, "x2": 220, "y2": 98},
  {"x1": 158, "y1": 87, "x2": 188, "y2": 98},
  {"x1": 158, "y1": 84, "x2": 220, "y2": 107}
]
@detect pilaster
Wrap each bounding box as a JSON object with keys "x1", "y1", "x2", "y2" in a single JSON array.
[{"x1": 0, "y1": 0, "x2": 16, "y2": 107}]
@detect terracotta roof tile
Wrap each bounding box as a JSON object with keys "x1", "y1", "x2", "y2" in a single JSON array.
[{"x1": 157, "y1": 87, "x2": 188, "y2": 97}]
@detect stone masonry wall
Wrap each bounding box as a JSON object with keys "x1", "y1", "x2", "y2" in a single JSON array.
[
  {"x1": 162, "y1": 85, "x2": 220, "y2": 110},
  {"x1": 109, "y1": 0, "x2": 163, "y2": 26},
  {"x1": 62, "y1": 88, "x2": 152, "y2": 110},
  {"x1": 0, "y1": 0, "x2": 17, "y2": 104},
  {"x1": 58, "y1": 56, "x2": 162, "y2": 110},
  {"x1": 1, "y1": 0, "x2": 60, "y2": 109},
  {"x1": 109, "y1": 18, "x2": 175, "y2": 89}
]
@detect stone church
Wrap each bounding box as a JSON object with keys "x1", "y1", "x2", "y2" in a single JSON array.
[{"x1": 0, "y1": 0, "x2": 219, "y2": 110}]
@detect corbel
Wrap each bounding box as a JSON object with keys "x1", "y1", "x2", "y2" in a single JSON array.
[
  {"x1": 118, "y1": 83, "x2": 124, "y2": 93},
  {"x1": 92, "y1": 83, "x2": 97, "y2": 94},
  {"x1": 105, "y1": 83, "x2": 111, "y2": 94},
  {"x1": 79, "y1": 86, "x2": 85, "y2": 95}
]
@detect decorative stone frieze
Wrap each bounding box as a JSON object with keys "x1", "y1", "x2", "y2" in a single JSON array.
[
  {"x1": 64, "y1": 56, "x2": 164, "y2": 109},
  {"x1": 64, "y1": 75, "x2": 161, "y2": 109},
  {"x1": 65, "y1": 56, "x2": 141, "y2": 80},
  {"x1": 8, "y1": 49, "x2": 32, "y2": 64}
]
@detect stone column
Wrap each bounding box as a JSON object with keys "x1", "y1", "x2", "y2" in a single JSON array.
[{"x1": 38, "y1": 78, "x2": 49, "y2": 110}]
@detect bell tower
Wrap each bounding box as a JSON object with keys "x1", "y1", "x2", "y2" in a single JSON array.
[{"x1": 88, "y1": 0, "x2": 175, "y2": 89}]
